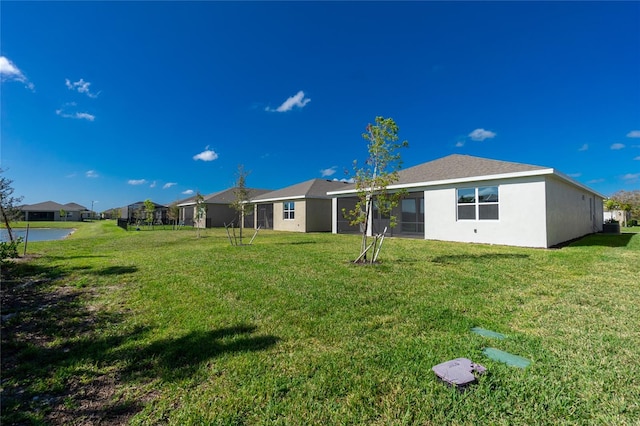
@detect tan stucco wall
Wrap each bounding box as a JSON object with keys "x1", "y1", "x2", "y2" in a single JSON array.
[{"x1": 273, "y1": 200, "x2": 306, "y2": 232}]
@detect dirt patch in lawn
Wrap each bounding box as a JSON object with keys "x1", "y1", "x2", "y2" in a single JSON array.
[{"x1": 1, "y1": 258, "x2": 151, "y2": 425}]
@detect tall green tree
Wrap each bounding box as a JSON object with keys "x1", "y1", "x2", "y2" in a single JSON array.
[
  {"x1": 143, "y1": 199, "x2": 156, "y2": 228},
  {"x1": 342, "y1": 116, "x2": 408, "y2": 263},
  {"x1": 0, "y1": 169, "x2": 23, "y2": 243},
  {"x1": 230, "y1": 164, "x2": 250, "y2": 245}
]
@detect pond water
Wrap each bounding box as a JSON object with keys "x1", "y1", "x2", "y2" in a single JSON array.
[{"x1": 0, "y1": 228, "x2": 75, "y2": 242}]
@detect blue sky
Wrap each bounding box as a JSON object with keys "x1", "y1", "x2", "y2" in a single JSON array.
[{"x1": 1, "y1": 1, "x2": 639, "y2": 211}]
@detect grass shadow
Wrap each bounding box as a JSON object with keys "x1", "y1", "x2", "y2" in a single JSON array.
[
  {"x1": 120, "y1": 325, "x2": 280, "y2": 382},
  {"x1": 92, "y1": 265, "x2": 138, "y2": 275},
  {"x1": 566, "y1": 232, "x2": 635, "y2": 248}
]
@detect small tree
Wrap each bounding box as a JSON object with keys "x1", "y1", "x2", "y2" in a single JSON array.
[
  {"x1": 230, "y1": 164, "x2": 251, "y2": 245},
  {"x1": 143, "y1": 199, "x2": 155, "y2": 228},
  {"x1": 59, "y1": 209, "x2": 67, "y2": 221},
  {"x1": 0, "y1": 169, "x2": 24, "y2": 259},
  {"x1": 342, "y1": 116, "x2": 408, "y2": 263},
  {"x1": 168, "y1": 203, "x2": 180, "y2": 229},
  {"x1": 194, "y1": 192, "x2": 206, "y2": 238}
]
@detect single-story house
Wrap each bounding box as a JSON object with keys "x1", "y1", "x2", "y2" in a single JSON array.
[
  {"x1": 603, "y1": 209, "x2": 631, "y2": 226},
  {"x1": 250, "y1": 179, "x2": 351, "y2": 232},
  {"x1": 328, "y1": 154, "x2": 605, "y2": 248},
  {"x1": 178, "y1": 187, "x2": 272, "y2": 228},
  {"x1": 123, "y1": 201, "x2": 169, "y2": 225},
  {"x1": 20, "y1": 201, "x2": 90, "y2": 221}
]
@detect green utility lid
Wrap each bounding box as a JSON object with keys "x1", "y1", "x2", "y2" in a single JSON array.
[
  {"x1": 471, "y1": 327, "x2": 506, "y2": 339},
  {"x1": 483, "y1": 347, "x2": 531, "y2": 368}
]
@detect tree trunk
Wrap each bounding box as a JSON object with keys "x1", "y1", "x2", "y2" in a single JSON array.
[{"x1": 0, "y1": 204, "x2": 14, "y2": 242}]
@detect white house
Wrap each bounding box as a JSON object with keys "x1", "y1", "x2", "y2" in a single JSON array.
[{"x1": 328, "y1": 154, "x2": 605, "y2": 248}]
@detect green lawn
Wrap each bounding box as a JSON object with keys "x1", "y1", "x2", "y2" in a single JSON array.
[{"x1": 2, "y1": 221, "x2": 639, "y2": 425}]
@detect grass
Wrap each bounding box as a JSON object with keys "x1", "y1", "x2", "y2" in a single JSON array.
[{"x1": 2, "y1": 221, "x2": 639, "y2": 425}]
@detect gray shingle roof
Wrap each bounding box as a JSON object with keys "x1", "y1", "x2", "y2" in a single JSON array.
[
  {"x1": 21, "y1": 201, "x2": 87, "y2": 211},
  {"x1": 251, "y1": 179, "x2": 351, "y2": 202},
  {"x1": 396, "y1": 154, "x2": 548, "y2": 185},
  {"x1": 329, "y1": 155, "x2": 550, "y2": 193}
]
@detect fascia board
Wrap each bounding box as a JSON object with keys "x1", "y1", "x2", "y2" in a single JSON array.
[
  {"x1": 327, "y1": 169, "x2": 556, "y2": 195},
  {"x1": 551, "y1": 170, "x2": 607, "y2": 199},
  {"x1": 251, "y1": 195, "x2": 307, "y2": 203}
]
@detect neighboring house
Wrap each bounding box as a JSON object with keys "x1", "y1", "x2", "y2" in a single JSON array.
[
  {"x1": 251, "y1": 179, "x2": 351, "y2": 232},
  {"x1": 604, "y1": 209, "x2": 630, "y2": 225},
  {"x1": 327, "y1": 154, "x2": 605, "y2": 248},
  {"x1": 123, "y1": 201, "x2": 169, "y2": 225},
  {"x1": 178, "y1": 187, "x2": 272, "y2": 228},
  {"x1": 20, "y1": 201, "x2": 90, "y2": 221}
]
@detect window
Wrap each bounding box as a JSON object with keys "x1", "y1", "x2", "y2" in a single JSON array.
[
  {"x1": 457, "y1": 186, "x2": 499, "y2": 220},
  {"x1": 283, "y1": 201, "x2": 295, "y2": 220}
]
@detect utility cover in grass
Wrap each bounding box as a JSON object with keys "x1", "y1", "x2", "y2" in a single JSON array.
[
  {"x1": 432, "y1": 358, "x2": 486, "y2": 388},
  {"x1": 483, "y1": 347, "x2": 531, "y2": 368},
  {"x1": 471, "y1": 327, "x2": 506, "y2": 339}
]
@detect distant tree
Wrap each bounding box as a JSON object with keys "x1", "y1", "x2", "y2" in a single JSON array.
[
  {"x1": 59, "y1": 209, "x2": 67, "y2": 222},
  {"x1": 194, "y1": 192, "x2": 206, "y2": 238},
  {"x1": 143, "y1": 199, "x2": 155, "y2": 228},
  {"x1": 608, "y1": 190, "x2": 640, "y2": 226},
  {"x1": 168, "y1": 203, "x2": 180, "y2": 229},
  {"x1": 230, "y1": 164, "x2": 251, "y2": 245},
  {"x1": 342, "y1": 116, "x2": 408, "y2": 263}
]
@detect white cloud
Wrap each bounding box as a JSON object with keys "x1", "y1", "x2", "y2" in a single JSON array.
[
  {"x1": 634, "y1": 156, "x2": 640, "y2": 161},
  {"x1": 193, "y1": 148, "x2": 219, "y2": 161},
  {"x1": 86, "y1": 170, "x2": 99, "y2": 178},
  {"x1": 610, "y1": 143, "x2": 625, "y2": 150},
  {"x1": 150, "y1": 181, "x2": 157, "y2": 188},
  {"x1": 455, "y1": 141, "x2": 465, "y2": 148},
  {"x1": 266, "y1": 90, "x2": 311, "y2": 112},
  {"x1": 333, "y1": 177, "x2": 355, "y2": 184},
  {"x1": 56, "y1": 108, "x2": 95, "y2": 121},
  {"x1": 622, "y1": 173, "x2": 639, "y2": 181},
  {"x1": 163, "y1": 182, "x2": 177, "y2": 189},
  {"x1": 0, "y1": 56, "x2": 35, "y2": 90},
  {"x1": 567, "y1": 173, "x2": 582, "y2": 178},
  {"x1": 578, "y1": 144, "x2": 588, "y2": 151},
  {"x1": 468, "y1": 128, "x2": 496, "y2": 141},
  {"x1": 626, "y1": 130, "x2": 640, "y2": 138},
  {"x1": 320, "y1": 166, "x2": 337, "y2": 177},
  {"x1": 128, "y1": 179, "x2": 147, "y2": 185},
  {"x1": 587, "y1": 178, "x2": 605, "y2": 184},
  {"x1": 65, "y1": 78, "x2": 99, "y2": 98},
  {"x1": 182, "y1": 189, "x2": 194, "y2": 195}
]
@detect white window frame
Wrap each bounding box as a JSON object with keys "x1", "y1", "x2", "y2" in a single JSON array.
[
  {"x1": 283, "y1": 201, "x2": 295, "y2": 220},
  {"x1": 457, "y1": 186, "x2": 499, "y2": 221}
]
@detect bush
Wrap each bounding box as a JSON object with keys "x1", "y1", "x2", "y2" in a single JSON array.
[{"x1": 0, "y1": 237, "x2": 23, "y2": 261}]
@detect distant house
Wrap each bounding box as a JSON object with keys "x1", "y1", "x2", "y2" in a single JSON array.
[
  {"x1": 604, "y1": 209, "x2": 631, "y2": 225},
  {"x1": 20, "y1": 201, "x2": 90, "y2": 222},
  {"x1": 178, "y1": 187, "x2": 272, "y2": 228},
  {"x1": 123, "y1": 201, "x2": 169, "y2": 225},
  {"x1": 251, "y1": 179, "x2": 351, "y2": 232},
  {"x1": 328, "y1": 154, "x2": 605, "y2": 248}
]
